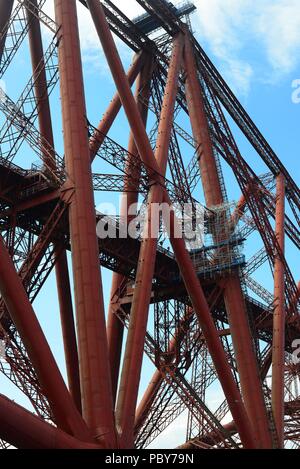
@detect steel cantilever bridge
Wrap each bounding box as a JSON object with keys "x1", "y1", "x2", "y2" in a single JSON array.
[{"x1": 0, "y1": 0, "x2": 299, "y2": 450}]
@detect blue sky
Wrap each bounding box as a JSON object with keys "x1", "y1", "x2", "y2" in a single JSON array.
[{"x1": 1, "y1": 0, "x2": 300, "y2": 449}]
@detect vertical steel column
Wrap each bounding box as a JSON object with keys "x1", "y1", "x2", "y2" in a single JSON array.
[
  {"x1": 54, "y1": 0, "x2": 116, "y2": 446},
  {"x1": 183, "y1": 33, "x2": 272, "y2": 448},
  {"x1": 115, "y1": 34, "x2": 184, "y2": 448},
  {"x1": 0, "y1": 0, "x2": 14, "y2": 60},
  {"x1": 25, "y1": 0, "x2": 55, "y2": 170},
  {"x1": 55, "y1": 250, "x2": 82, "y2": 413},
  {"x1": 85, "y1": 1, "x2": 255, "y2": 448},
  {"x1": 0, "y1": 235, "x2": 91, "y2": 440},
  {"x1": 223, "y1": 275, "x2": 273, "y2": 447},
  {"x1": 272, "y1": 173, "x2": 286, "y2": 447},
  {"x1": 25, "y1": 0, "x2": 82, "y2": 412},
  {"x1": 162, "y1": 210, "x2": 254, "y2": 448},
  {"x1": 107, "y1": 57, "x2": 153, "y2": 403},
  {"x1": 183, "y1": 39, "x2": 223, "y2": 207}
]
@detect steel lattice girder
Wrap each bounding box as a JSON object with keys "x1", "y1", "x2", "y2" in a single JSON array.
[{"x1": 0, "y1": 0, "x2": 298, "y2": 450}]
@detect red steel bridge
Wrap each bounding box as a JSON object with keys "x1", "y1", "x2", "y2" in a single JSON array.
[{"x1": 0, "y1": 0, "x2": 299, "y2": 449}]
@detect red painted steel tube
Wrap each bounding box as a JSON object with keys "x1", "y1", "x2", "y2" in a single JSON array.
[
  {"x1": 106, "y1": 286, "x2": 125, "y2": 405},
  {"x1": 272, "y1": 173, "x2": 286, "y2": 447},
  {"x1": 183, "y1": 37, "x2": 223, "y2": 207},
  {"x1": 25, "y1": 0, "x2": 55, "y2": 170},
  {"x1": 89, "y1": 52, "x2": 145, "y2": 161},
  {"x1": 26, "y1": 0, "x2": 82, "y2": 413},
  {"x1": 85, "y1": 1, "x2": 255, "y2": 448},
  {"x1": 223, "y1": 275, "x2": 273, "y2": 448},
  {"x1": 162, "y1": 203, "x2": 255, "y2": 448},
  {"x1": 0, "y1": 0, "x2": 14, "y2": 60},
  {"x1": 184, "y1": 34, "x2": 272, "y2": 448},
  {"x1": 116, "y1": 191, "x2": 163, "y2": 447},
  {"x1": 54, "y1": 0, "x2": 116, "y2": 446},
  {"x1": 115, "y1": 34, "x2": 185, "y2": 448},
  {"x1": 55, "y1": 250, "x2": 82, "y2": 413},
  {"x1": 0, "y1": 235, "x2": 91, "y2": 441},
  {"x1": 107, "y1": 57, "x2": 153, "y2": 404},
  {"x1": 0, "y1": 394, "x2": 100, "y2": 449}
]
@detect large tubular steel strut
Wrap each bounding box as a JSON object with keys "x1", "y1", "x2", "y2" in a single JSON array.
[
  {"x1": 0, "y1": 0, "x2": 14, "y2": 60},
  {"x1": 183, "y1": 33, "x2": 272, "y2": 448},
  {"x1": 0, "y1": 235, "x2": 91, "y2": 440},
  {"x1": 25, "y1": 0, "x2": 56, "y2": 170},
  {"x1": 86, "y1": 0, "x2": 255, "y2": 449},
  {"x1": 107, "y1": 57, "x2": 153, "y2": 404},
  {"x1": 25, "y1": 0, "x2": 82, "y2": 413},
  {"x1": 0, "y1": 0, "x2": 298, "y2": 450},
  {"x1": 54, "y1": 0, "x2": 116, "y2": 446},
  {"x1": 0, "y1": 394, "x2": 99, "y2": 449},
  {"x1": 114, "y1": 35, "x2": 184, "y2": 447},
  {"x1": 163, "y1": 207, "x2": 255, "y2": 448},
  {"x1": 55, "y1": 250, "x2": 82, "y2": 413},
  {"x1": 272, "y1": 174, "x2": 286, "y2": 447}
]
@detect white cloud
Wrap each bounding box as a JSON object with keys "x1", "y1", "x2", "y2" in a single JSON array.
[
  {"x1": 255, "y1": 0, "x2": 300, "y2": 74},
  {"x1": 43, "y1": 1, "x2": 300, "y2": 94},
  {"x1": 193, "y1": 0, "x2": 300, "y2": 94}
]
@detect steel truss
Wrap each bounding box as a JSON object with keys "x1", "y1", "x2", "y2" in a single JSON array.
[{"x1": 0, "y1": 0, "x2": 299, "y2": 450}]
